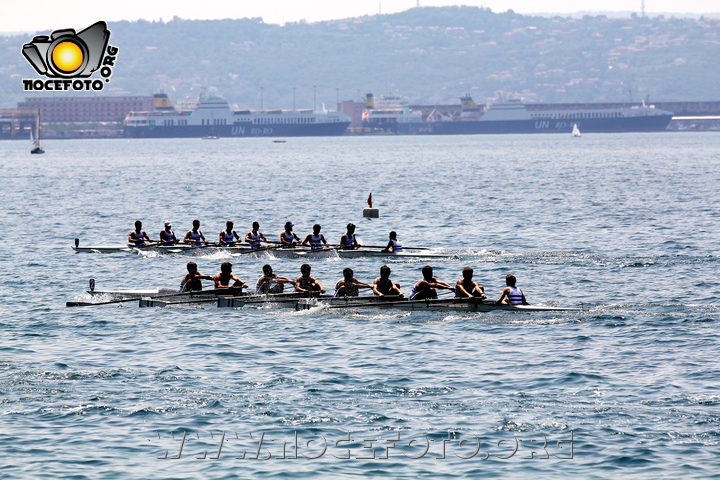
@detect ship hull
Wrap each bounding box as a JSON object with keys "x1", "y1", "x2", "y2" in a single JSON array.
[
  {"x1": 124, "y1": 122, "x2": 350, "y2": 138},
  {"x1": 429, "y1": 114, "x2": 673, "y2": 135}
]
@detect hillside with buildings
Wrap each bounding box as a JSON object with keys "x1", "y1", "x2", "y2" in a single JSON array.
[{"x1": 1, "y1": 6, "x2": 718, "y2": 110}]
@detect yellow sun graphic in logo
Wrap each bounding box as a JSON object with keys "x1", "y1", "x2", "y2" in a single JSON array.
[{"x1": 51, "y1": 41, "x2": 84, "y2": 73}]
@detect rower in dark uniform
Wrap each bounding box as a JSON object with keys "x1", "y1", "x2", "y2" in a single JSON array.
[
  {"x1": 180, "y1": 261, "x2": 213, "y2": 292},
  {"x1": 280, "y1": 221, "x2": 300, "y2": 248},
  {"x1": 245, "y1": 221, "x2": 269, "y2": 250},
  {"x1": 334, "y1": 267, "x2": 372, "y2": 297},
  {"x1": 339, "y1": 223, "x2": 359, "y2": 250},
  {"x1": 372, "y1": 265, "x2": 403, "y2": 297},
  {"x1": 302, "y1": 224, "x2": 329, "y2": 251},
  {"x1": 184, "y1": 219, "x2": 206, "y2": 247},
  {"x1": 295, "y1": 264, "x2": 326, "y2": 294},
  {"x1": 213, "y1": 262, "x2": 248, "y2": 290},
  {"x1": 454, "y1": 267, "x2": 486, "y2": 300},
  {"x1": 128, "y1": 220, "x2": 153, "y2": 247},
  {"x1": 409, "y1": 265, "x2": 453, "y2": 300},
  {"x1": 219, "y1": 220, "x2": 241, "y2": 246},
  {"x1": 159, "y1": 221, "x2": 178, "y2": 245},
  {"x1": 255, "y1": 264, "x2": 294, "y2": 294}
]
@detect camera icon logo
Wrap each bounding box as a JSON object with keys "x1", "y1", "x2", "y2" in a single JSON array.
[{"x1": 22, "y1": 21, "x2": 110, "y2": 78}]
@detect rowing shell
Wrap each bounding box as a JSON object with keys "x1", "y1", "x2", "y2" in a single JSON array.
[
  {"x1": 72, "y1": 241, "x2": 452, "y2": 258},
  {"x1": 296, "y1": 298, "x2": 582, "y2": 313}
]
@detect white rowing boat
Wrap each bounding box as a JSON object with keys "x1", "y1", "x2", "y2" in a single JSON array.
[{"x1": 72, "y1": 239, "x2": 452, "y2": 258}]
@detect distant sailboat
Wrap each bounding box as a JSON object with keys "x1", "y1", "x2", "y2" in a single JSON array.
[
  {"x1": 572, "y1": 123, "x2": 581, "y2": 137},
  {"x1": 30, "y1": 109, "x2": 44, "y2": 154}
]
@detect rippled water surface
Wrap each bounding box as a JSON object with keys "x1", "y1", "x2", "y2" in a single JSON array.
[{"x1": 1, "y1": 133, "x2": 719, "y2": 478}]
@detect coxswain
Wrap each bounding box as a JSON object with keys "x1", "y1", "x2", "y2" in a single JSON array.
[
  {"x1": 381, "y1": 231, "x2": 403, "y2": 252},
  {"x1": 128, "y1": 220, "x2": 153, "y2": 247},
  {"x1": 245, "y1": 221, "x2": 269, "y2": 250},
  {"x1": 496, "y1": 274, "x2": 529, "y2": 305},
  {"x1": 280, "y1": 221, "x2": 300, "y2": 248},
  {"x1": 455, "y1": 267, "x2": 486, "y2": 300},
  {"x1": 302, "y1": 224, "x2": 329, "y2": 251},
  {"x1": 334, "y1": 267, "x2": 372, "y2": 297},
  {"x1": 408, "y1": 265, "x2": 453, "y2": 300},
  {"x1": 295, "y1": 264, "x2": 326, "y2": 295},
  {"x1": 339, "y1": 223, "x2": 359, "y2": 250},
  {"x1": 255, "y1": 264, "x2": 294, "y2": 294},
  {"x1": 184, "y1": 219, "x2": 206, "y2": 247},
  {"x1": 219, "y1": 220, "x2": 241, "y2": 246},
  {"x1": 180, "y1": 261, "x2": 213, "y2": 293},
  {"x1": 372, "y1": 265, "x2": 403, "y2": 297},
  {"x1": 159, "y1": 221, "x2": 178, "y2": 245},
  {"x1": 213, "y1": 262, "x2": 248, "y2": 290}
]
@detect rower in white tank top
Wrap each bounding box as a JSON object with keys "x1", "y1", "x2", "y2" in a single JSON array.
[{"x1": 302, "y1": 224, "x2": 328, "y2": 251}]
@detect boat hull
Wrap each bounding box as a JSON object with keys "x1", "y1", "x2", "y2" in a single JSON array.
[
  {"x1": 297, "y1": 298, "x2": 581, "y2": 312},
  {"x1": 430, "y1": 115, "x2": 673, "y2": 134},
  {"x1": 124, "y1": 122, "x2": 350, "y2": 138},
  {"x1": 72, "y1": 243, "x2": 450, "y2": 258}
]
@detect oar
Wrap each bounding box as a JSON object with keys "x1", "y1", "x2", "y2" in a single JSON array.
[
  {"x1": 350, "y1": 245, "x2": 433, "y2": 251},
  {"x1": 66, "y1": 287, "x2": 234, "y2": 307},
  {"x1": 232, "y1": 245, "x2": 286, "y2": 255}
]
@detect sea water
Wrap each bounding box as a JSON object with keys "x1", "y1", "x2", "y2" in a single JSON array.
[{"x1": 0, "y1": 133, "x2": 719, "y2": 478}]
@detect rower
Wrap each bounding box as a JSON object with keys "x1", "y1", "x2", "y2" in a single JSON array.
[
  {"x1": 408, "y1": 265, "x2": 453, "y2": 300},
  {"x1": 213, "y1": 262, "x2": 248, "y2": 290},
  {"x1": 455, "y1": 267, "x2": 486, "y2": 300},
  {"x1": 219, "y1": 220, "x2": 241, "y2": 246},
  {"x1": 280, "y1": 221, "x2": 300, "y2": 248},
  {"x1": 184, "y1": 219, "x2": 206, "y2": 247},
  {"x1": 255, "y1": 264, "x2": 294, "y2": 294},
  {"x1": 159, "y1": 221, "x2": 178, "y2": 245},
  {"x1": 295, "y1": 263, "x2": 326, "y2": 294},
  {"x1": 372, "y1": 265, "x2": 403, "y2": 297},
  {"x1": 496, "y1": 274, "x2": 529, "y2": 305},
  {"x1": 302, "y1": 224, "x2": 329, "y2": 251},
  {"x1": 381, "y1": 231, "x2": 403, "y2": 252},
  {"x1": 128, "y1": 220, "x2": 153, "y2": 247},
  {"x1": 180, "y1": 261, "x2": 213, "y2": 292},
  {"x1": 245, "y1": 221, "x2": 269, "y2": 250},
  {"x1": 339, "y1": 223, "x2": 359, "y2": 250},
  {"x1": 334, "y1": 267, "x2": 372, "y2": 297}
]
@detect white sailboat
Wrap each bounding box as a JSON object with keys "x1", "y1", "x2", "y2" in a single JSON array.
[
  {"x1": 30, "y1": 109, "x2": 44, "y2": 154},
  {"x1": 572, "y1": 123, "x2": 581, "y2": 137}
]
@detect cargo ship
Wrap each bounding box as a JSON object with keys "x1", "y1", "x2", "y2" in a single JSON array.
[
  {"x1": 428, "y1": 95, "x2": 674, "y2": 134},
  {"x1": 124, "y1": 92, "x2": 351, "y2": 138}
]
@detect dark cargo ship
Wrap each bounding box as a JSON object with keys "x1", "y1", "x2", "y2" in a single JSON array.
[{"x1": 428, "y1": 95, "x2": 674, "y2": 134}]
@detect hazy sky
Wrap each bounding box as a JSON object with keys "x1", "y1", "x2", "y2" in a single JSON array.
[{"x1": 3, "y1": 0, "x2": 717, "y2": 33}]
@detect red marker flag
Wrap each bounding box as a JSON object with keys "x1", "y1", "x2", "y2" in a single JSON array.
[{"x1": 367, "y1": 193, "x2": 372, "y2": 208}]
